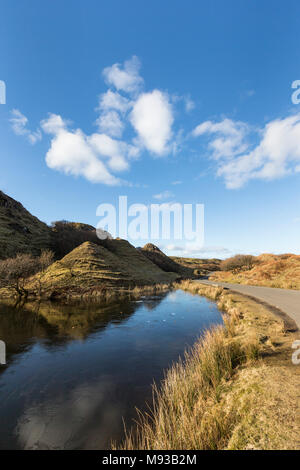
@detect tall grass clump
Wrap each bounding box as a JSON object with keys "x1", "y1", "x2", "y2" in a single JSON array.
[
  {"x1": 117, "y1": 320, "x2": 248, "y2": 450},
  {"x1": 116, "y1": 281, "x2": 299, "y2": 450}
]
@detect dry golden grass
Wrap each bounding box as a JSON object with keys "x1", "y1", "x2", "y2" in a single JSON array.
[
  {"x1": 116, "y1": 281, "x2": 300, "y2": 450},
  {"x1": 211, "y1": 253, "x2": 300, "y2": 290},
  {"x1": 139, "y1": 244, "x2": 193, "y2": 277},
  {"x1": 171, "y1": 257, "x2": 221, "y2": 276},
  {"x1": 0, "y1": 241, "x2": 178, "y2": 300}
]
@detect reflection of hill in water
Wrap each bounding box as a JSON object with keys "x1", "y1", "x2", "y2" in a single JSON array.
[
  {"x1": 138, "y1": 295, "x2": 168, "y2": 311},
  {"x1": 0, "y1": 294, "x2": 167, "y2": 369}
]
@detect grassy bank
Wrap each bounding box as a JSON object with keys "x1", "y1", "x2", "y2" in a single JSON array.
[
  {"x1": 210, "y1": 253, "x2": 300, "y2": 290},
  {"x1": 0, "y1": 241, "x2": 179, "y2": 301},
  {"x1": 0, "y1": 281, "x2": 173, "y2": 303},
  {"x1": 117, "y1": 281, "x2": 300, "y2": 450}
]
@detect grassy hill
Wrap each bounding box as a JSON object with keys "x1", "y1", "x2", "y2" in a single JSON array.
[
  {"x1": 0, "y1": 190, "x2": 109, "y2": 260},
  {"x1": 0, "y1": 190, "x2": 225, "y2": 300},
  {"x1": 31, "y1": 241, "x2": 178, "y2": 299},
  {"x1": 171, "y1": 256, "x2": 221, "y2": 275},
  {"x1": 0, "y1": 190, "x2": 53, "y2": 259},
  {"x1": 138, "y1": 243, "x2": 193, "y2": 277},
  {"x1": 210, "y1": 253, "x2": 300, "y2": 289}
]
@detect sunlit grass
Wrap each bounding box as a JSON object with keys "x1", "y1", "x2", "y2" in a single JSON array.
[{"x1": 116, "y1": 281, "x2": 300, "y2": 450}]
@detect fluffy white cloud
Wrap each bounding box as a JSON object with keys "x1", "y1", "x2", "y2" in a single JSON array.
[
  {"x1": 193, "y1": 113, "x2": 300, "y2": 189},
  {"x1": 102, "y1": 56, "x2": 143, "y2": 94},
  {"x1": 98, "y1": 90, "x2": 131, "y2": 113},
  {"x1": 41, "y1": 113, "x2": 66, "y2": 134},
  {"x1": 96, "y1": 90, "x2": 132, "y2": 137},
  {"x1": 10, "y1": 109, "x2": 42, "y2": 144},
  {"x1": 41, "y1": 113, "x2": 141, "y2": 185},
  {"x1": 38, "y1": 57, "x2": 182, "y2": 185},
  {"x1": 95, "y1": 110, "x2": 124, "y2": 138},
  {"x1": 89, "y1": 133, "x2": 129, "y2": 171},
  {"x1": 219, "y1": 114, "x2": 300, "y2": 188},
  {"x1": 45, "y1": 130, "x2": 119, "y2": 185},
  {"x1": 193, "y1": 118, "x2": 249, "y2": 159},
  {"x1": 130, "y1": 90, "x2": 174, "y2": 155}
]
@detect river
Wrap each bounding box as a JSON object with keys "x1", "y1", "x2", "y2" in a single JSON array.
[{"x1": 0, "y1": 289, "x2": 223, "y2": 449}]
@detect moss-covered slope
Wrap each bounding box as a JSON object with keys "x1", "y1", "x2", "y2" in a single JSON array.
[
  {"x1": 138, "y1": 243, "x2": 193, "y2": 277},
  {"x1": 37, "y1": 241, "x2": 178, "y2": 298},
  {"x1": 0, "y1": 191, "x2": 52, "y2": 259}
]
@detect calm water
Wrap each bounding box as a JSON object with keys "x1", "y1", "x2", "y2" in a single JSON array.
[{"x1": 0, "y1": 290, "x2": 222, "y2": 450}]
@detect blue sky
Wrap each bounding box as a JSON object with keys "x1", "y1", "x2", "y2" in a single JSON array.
[{"x1": 1, "y1": 0, "x2": 300, "y2": 258}]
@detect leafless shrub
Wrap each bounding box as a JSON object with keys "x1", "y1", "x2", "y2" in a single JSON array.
[
  {"x1": 0, "y1": 253, "x2": 38, "y2": 297},
  {"x1": 221, "y1": 255, "x2": 257, "y2": 273},
  {"x1": 0, "y1": 250, "x2": 55, "y2": 297}
]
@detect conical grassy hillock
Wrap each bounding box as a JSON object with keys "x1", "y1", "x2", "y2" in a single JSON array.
[
  {"x1": 138, "y1": 243, "x2": 193, "y2": 277},
  {"x1": 37, "y1": 241, "x2": 178, "y2": 298},
  {"x1": 0, "y1": 190, "x2": 112, "y2": 260}
]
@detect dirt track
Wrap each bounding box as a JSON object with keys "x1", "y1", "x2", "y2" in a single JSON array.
[{"x1": 197, "y1": 280, "x2": 300, "y2": 331}]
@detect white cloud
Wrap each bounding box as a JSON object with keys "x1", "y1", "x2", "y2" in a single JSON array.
[
  {"x1": 89, "y1": 133, "x2": 129, "y2": 172},
  {"x1": 130, "y1": 90, "x2": 174, "y2": 155},
  {"x1": 39, "y1": 57, "x2": 189, "y2": 185},
  {"x1": 184, "y1": 95, "x2": 195, "y2": 112},
  {"x1": 10, "y1": 109, "x2": 28, "y2": 135},
  {"x1": 102, "y1": 56, "x2": 143, "y2": 94},
  {"x1": 45, "y1": 130, "x2": 119, "y2": 185},
  {"x1": 27, "y1": 131, "x2": 42, "y2": 145},
  {"x1": 41, "y1": 113, "x2": 66, "y2": 134},
  {"x1": 41, "y1": 113, "x2": 141, "y2": 185},
  {"x1": 96, "y1": 59, "x2": 175, "y2": 156},
  {"x1": 98, "y1": 90, "x2": 131, "y2": 113},
  {"x1": 193, "y1": 118, "x2": 249, "y2": 159},
  {"x1": 165, "y1": 244, "x2": 232, "y2": 259},
  {"x1": 10, "y1": 109, "x2": 42, "y2": 144},
  {"x1": 95, "y1": 89, "x2": 133, "y2": 139},
  {"x1": 171, "y1": 180, "x2": 182, "y2": 185},
  {"x1": 171, "y1": 93, "x2": 195, "y2": 112},
  {"x1": 193, "y1": 113, "x2": 300, "y2": 188},
  {"x1": 153, "y1": 190, "x2": 175, "y2": 200},
  {"x1": 217, "y1": 113, "x2": 300, "y2": 189},
  {"x1": 95, "y1": 110, "x2": 124, "y2": 138}
]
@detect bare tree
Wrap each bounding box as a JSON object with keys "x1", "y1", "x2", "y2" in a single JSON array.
[
  {"x1": 0, "y1": 254, "x2": 38, "y2": 297},
  {"x1": 221, "y1": 255, "x2": 257, "y2": 274}
]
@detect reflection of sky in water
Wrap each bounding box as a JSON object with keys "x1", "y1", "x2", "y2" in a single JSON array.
[
  {"x1": 0, "y1": 290, "x2": 222, "y2": 449},
  {"x1": 16, "y1": 381, "x2": 123, "y2": 450}
]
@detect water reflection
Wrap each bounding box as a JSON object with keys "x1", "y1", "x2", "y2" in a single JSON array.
[{"x1": 0, "y1": 290, "x2": 222, "y2": 449}]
